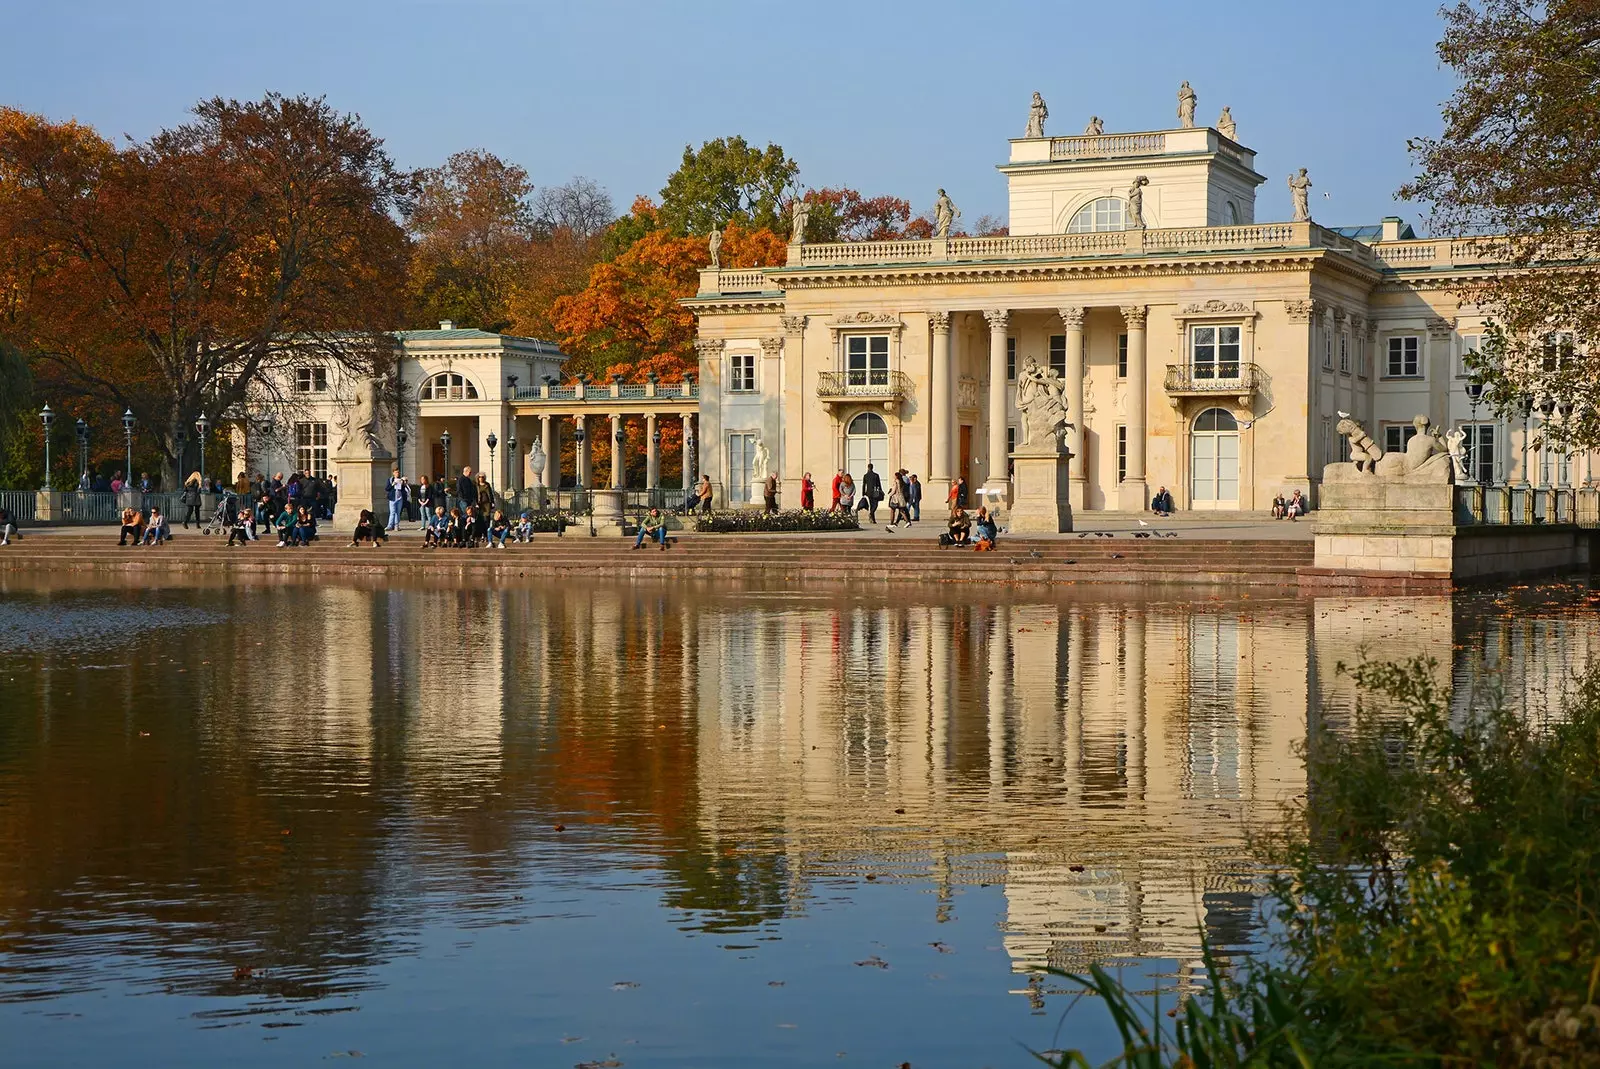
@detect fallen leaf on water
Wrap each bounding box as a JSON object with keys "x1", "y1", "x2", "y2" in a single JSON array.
[
  {"x1": 767, "y1": 981, "x2": 785, "y2": 987},
  {"x1": 854, "y1": 955, "x2": 889, "y2": 969},
  {"x1": 575, "y1": 1059, "x2": 623, "y2": 1069},
  {"x1": 1068, "y1": 864, "x2": 1085, "y2": 873},
  {"x1": 929, "y1": 942, "x2": 953, "y2": 954},
  {"x1": 561, "y1": 1036, "x2": 584, "y2": 1044},
  {"x1": 610, "y1": 981, "x2": 639, "y2": 991},
  {"x1": 233, "y1": 966, "x2": 253, "y2": 981},
  {"x1": 894, "y1": 808, "x2": 905, "y2": 814}
]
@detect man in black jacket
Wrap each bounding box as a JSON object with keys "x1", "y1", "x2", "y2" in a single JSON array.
[
  {"x1": 456, "y1": 466, "x2": 478, "y2": 508},
  {"x1": 861, "y1": 463, "x2": 883, "y2": 524}
]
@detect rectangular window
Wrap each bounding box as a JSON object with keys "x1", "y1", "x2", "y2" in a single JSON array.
[
  {"x1": 727, "y1": 432, "x2": 756, "y2": 504},
  {"x1": 1384, "y1": 423, "x2": 1418, "y2": 456},
  {"x1": 295, "y1": 366, "x2": 328, "y2": 393},
  {"x1": 1048, "y1": 335, "x2": 1066, "y2": 378},
  {"x1": 1459, "y1": 334, "x2": 1481, "y2": 377},
  {"x1": 1386, "y1": 336, "x2": 1420, "y2": 377},
  {"x1": 1007, "y1": 426, "x2": 1016, "y2": 457},
  {"x1": 1357, "y1": 339, "x2": 1368, "y2": 379},
  {"x1": 1323, "y1": 329, "x2": 1333, "y2": 371},
  {"x1": 1464, "y1": 423, "x2": 1496, "y2": 484},
  {"x1": 1338, "y1": 333, "x2": 1350, "y2": 374},
  {"x1": 294, "y1": 422, "x2": 328, "y2": 479},
  {"x1": 729, "y1": 352, "x2": 756, "y2": 392},
  {"x1": 1191, "y1": 325, "x2": 1241, "y2": 380},
  {"x1": 1117, "y1": 333, "x2": 1129, "y2": 379},
  {"x1": 846, "y1": 334, "x2": 890, "y2": 387},
  {"x1": 1116, "y1": 425, "x2": 1127, "y2": 484},
  {"x1": 1007, "y1": 337, "x2": 1016, "y2": 381},
  {"x1": 1542, "y1": 331, "x2": 1575, "y2": 372},
  {"x1": 1321, "y1": 418, "x2": 1330, "y2": 466}
]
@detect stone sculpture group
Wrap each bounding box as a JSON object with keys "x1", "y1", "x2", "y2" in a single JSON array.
[
  {"x1": 1014, "y1": 358, "x2": 1073, "y2": 451},
  {"x1": 1328, "y1": 415, "x2": 1459, "y2": 483}
]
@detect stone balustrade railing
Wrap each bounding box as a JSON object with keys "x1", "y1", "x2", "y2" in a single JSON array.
[
  {"x1": 512, "y1": 381, "x2": 699, "y2": 403},
  {"x1": 1371, "y1": 237, "x2": 1509, "y2": 270},
  {"x1": 1050, "y1": 133, "x2": 1167, "y2": 159}
]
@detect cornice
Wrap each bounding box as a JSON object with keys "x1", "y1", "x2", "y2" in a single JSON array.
[
  {"x1": 681, "y1": 296, "x2": 786, "y2": 313},
  {"x1": 769, "y1": 252, "x2": 1330, "y2": 291}
]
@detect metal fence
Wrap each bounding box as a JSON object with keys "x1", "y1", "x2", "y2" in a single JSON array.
[
  {"x1": 1454, "y1": 484, "x2": 1599, "y2": 528},
  {"x1": 1, "y1": 490, "x2": 217, "y2": 526}
]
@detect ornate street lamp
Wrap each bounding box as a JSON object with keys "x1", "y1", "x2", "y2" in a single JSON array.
[
  {"x1": 1517, "y1": 393, "x2": 1535, "y2": 488},
  {"x1": 121, "y1": 409, "x2": 135, "y2": 487},
  {"x1": 506, "y1": 430, "x2": 518, "y2": 492},
  {"x1": 40, "y1": 404, "x2": 54, "y2": 491},
  {"x1": 76, "y1": 418, "x2": 89, "y2": 488},
  {"x1": 195, "y1": 412, "x2": 211, "y2": 484},
  {"x1": 486, "y1": 430, "x2": 498, "y2": 495},
  {"x1": 1464, "y1": 380, "x2": 1484, "y2": 485},
  {"x1": 440, "y1": 429, "x2": 452, "y2": 482},
  {"x1": 573, "y1": 422, "x2": 587, "y2": 489}
]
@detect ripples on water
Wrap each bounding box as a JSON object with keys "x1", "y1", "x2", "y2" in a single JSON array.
[{"x1": 1, "y1": 576, "x2": 1597, "y2": 1068}]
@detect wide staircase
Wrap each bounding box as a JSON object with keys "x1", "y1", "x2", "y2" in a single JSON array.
[{"x1": 0, "y1": 527, "x2": 1314, "y2": 587}]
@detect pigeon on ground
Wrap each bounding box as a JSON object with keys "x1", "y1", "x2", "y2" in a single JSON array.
[{"x1": 1137, "y1": 519, "x2": 1150, "y2": 527}]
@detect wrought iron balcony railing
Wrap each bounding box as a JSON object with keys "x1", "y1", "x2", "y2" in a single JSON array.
[
  {"x1": 816, "y1": 370, "x2": 914, "y2": 402},
  {"x1": 1163, "y1": 361, "x2": 1263, "y2": 395}
]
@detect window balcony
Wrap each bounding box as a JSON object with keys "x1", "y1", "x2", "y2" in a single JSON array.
[
  {"x1": 816, "y1": 370, "x2": 913, "y2": 409},
  {"x1": 1163, "y1": 362, "x2": 1263, "y2": 406}
]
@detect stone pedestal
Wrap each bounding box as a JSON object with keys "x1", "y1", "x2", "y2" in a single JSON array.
[
  {"x1": 332, "y1": 455, "x2": 389, "y2": 532},
  {"x1": 1313, "y1": 474, "x2": 1456, "y2": 576},
  {"x1": 1118, "y1": 478, "x2": 1149, "y2": 513},
  {"x1": 593, "y1": 489, "x2": 627, "y2": 537},
  {"x1": 34, "y1": 490, "x2": 66, "y2": 523},
  {"x1": 1007, "y1": 450, "x2": 1073, "y2": 533}
]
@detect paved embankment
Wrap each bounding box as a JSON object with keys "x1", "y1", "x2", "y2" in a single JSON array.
[{"x1": 0, "y1": 526, "x2": 1314, "y2": 587}]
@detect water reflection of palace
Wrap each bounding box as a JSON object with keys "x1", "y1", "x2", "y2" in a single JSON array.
[{"x1": 3, "y1": 580, "x2": 1598, "y2": 1007}]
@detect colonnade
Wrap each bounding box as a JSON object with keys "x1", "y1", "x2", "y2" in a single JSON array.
[{"x1": 522, "y1": 411, "x2": 697, "y2": 490}]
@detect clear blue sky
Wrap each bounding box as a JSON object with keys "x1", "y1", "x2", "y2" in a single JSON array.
[{"x1": 2, "y1": 0, "x2": 1456, "y2": 232}]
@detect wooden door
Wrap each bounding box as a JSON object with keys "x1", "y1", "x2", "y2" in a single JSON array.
[
  {"x1": 959, "y1": 425, "x2": 972, "y2": 488},
  {"x1": 430, "y1": 443, "x2": 444, "y2": 480}
]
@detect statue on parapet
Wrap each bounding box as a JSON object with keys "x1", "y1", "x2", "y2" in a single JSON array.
[
  {"x1": 789, "y1": 198, "x2": 810, "y2": 245},
  {"x1": 1015, "y1": 357, "x2": 1073, "y2": 451},
  {"x1": 934, "y1": 189, "x2": 960, "y2": 238},
  {"x1": 1288, "y1": 168, "x2": 1313, "y2": 222},
  {"x1": 1084, "y1": 116, "x2": 1104, "y2": 136},
  {"x1": 708, "y1": 226, "x2": 722, "y2": 269},
  {"x1": 1127, "y1": 175, "x2": 1149, "y2": 229},
  {"x1": 1177, "y1": 81, "x2": 1197, "y2": 128},
  {"x1": 1217, "y1": 106, "x2": 1237, "y2": 141},
  {"x1": 1445, "y1": 426, "x2": 1470, "y2": 482},
  {"x1": 1025, "y1": 92, "x2": 1048, "y2": 137}
]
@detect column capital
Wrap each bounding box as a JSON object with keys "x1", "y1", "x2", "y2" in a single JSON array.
[
  {"x1": 1057, "y1": 305, "x2": 1085, "y2": 330},
  {"x1": 982, "y1": 308, "x2": 1010, "y2": 331},
  {"x1": 1120, "y1": 304, "x2": 1148, "y2": 328},
  {"x1": 693, "y1": 337, "x2": 725, "y2": 357},
  {"x1": 760, "y1": 336, "x2": 783, "y2": 357},
  {"x1": 779, "y1": 314, "x2": 807, "y2": 335},
  {"x1": 929, "y1": 310, "x2": 952, "y2": 334}
]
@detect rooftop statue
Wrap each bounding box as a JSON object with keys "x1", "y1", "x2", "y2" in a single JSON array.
[
  {"x1": 1083, "y1": 116, "x2": 1103, "y2": 136},
  {"x1": 1177, "y1": 81, "x2": 1197, "y2": 128},
  {"x1": 1127, "y1": 175, "x2": 1149, "y2": 229},
  {"x1": 1288, "y1": 168, "x2": 1313, "y2": 222},
  {"x1": 708, "y1": 226, "x2": 722, "y2": 269},
  {"x1": 1015, "y1": 357, "x2": 1073, "y2": 451},
  {"x1": 789, "y1": 198, "x2": 810, "y2": 245},
  {"x1": 1024, "y1": 92, "x2": 1048, "y2": 138},
  {"x1": 1217, "y1": 106, "x2": 1236, "y2": 141},
  {"x1": 934, "y1": 189, "x2": 960, "y2": 238}
]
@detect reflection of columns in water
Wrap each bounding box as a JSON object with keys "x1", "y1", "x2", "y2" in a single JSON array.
[
  {"x1": 989, "y1": 604, "x2": 1010, "y2": 794},
  {"x1": 1126, "y1": 611, "x2": 1146, "y2": 801},
  {"x1": 1063, "y1": 607, "x2": 1085, "y2": 796},
  {"x1": 929, "y1": 605, "x2": 951, "y2": 802}
]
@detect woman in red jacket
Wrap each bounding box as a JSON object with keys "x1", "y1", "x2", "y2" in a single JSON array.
[{"x1": 801, "y1": 472, "x2": 815, "y2": 510}]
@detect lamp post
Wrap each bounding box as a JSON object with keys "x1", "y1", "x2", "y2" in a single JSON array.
[
  {"x1": 573, "y1": 423, "x2": 587, "y2": 490},
  {"x1": 76, "y1": 418, "x2": 89, "y2": 488},
  {"x1": 1465, "y1": 380, "x2": 1484, "y2": 484},
  {"x1": 1517, "y1": 393, "x2": 1534, "y2": 488},
  {"x1": 1557, "y1": 401, "x2": 1575, "y2": 490},
  {"x1": 507, "y1": 430, "x2": 518, "y2": 493},
  {"x1": 1539, "y1": 398, "x2": 1557, "y2": 489},
  {"x1": 440, "y1": 429, "x2": 452, "y2": 483},
  {"x1": 486, "y1": 430, "x2": 498, "y2": 498},
  {"x1": 195, "y1": 413, "x2": 210, "y2": 485},
  {"x1": 397, "y1": 426, "x2": 408, "y2": 476},
  {"x1": 122, "y1": 409, "x2": 135, "y2": 488},
  {"x1": 40, "y1": 405, "x2": 54, "y2": 491}
]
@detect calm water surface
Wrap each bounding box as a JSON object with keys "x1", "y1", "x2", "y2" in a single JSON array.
[{"x1": 2, "y1": 575, "x2": 1598, "y2": 1068}]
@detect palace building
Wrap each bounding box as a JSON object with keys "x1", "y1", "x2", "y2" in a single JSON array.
[{"x1": 686, "y1": 104, "x2": 1589, "y2": 515}]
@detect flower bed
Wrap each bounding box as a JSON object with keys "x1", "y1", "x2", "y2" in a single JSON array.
[{"x1": 694, "y1": 509, "x2": 860, "y2": 534}]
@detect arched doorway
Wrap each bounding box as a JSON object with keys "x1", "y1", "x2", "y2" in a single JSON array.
[
  {"x1": 844, "y1": 412, "x2": 889, "y2": 482},
  {"x1": 1190, "y1": 408, "x2": 1240, "y2": 510}
]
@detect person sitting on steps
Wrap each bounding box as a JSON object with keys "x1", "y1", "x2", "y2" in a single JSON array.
[
  {"x1": 944, "y1": 508, "x2": 972, "y2": 547},
  {"x1": 118, "y1": 506, "x2": 144, "y2": 546},
  {"x1": 972, "y1": 506, "x2": 999, "y2": 552},
  {"x1": 1150, "y1": 486, "x2": 1175, "y2": 517},
  {"x1": 633, "y1": 508, "x2": 669, "y2": 550}
]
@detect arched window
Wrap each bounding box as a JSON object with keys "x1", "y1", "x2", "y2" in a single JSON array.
[
  {"x1": 847, "y1": 412, "x2": 888, "y2": 436},
  {"x1": 1193, "y1": 408, "x2": 1238, "y2": 432},
  {"x1": 1066, "y1": 197, "x2": 1126, "y2": 233},
  {"x1": 419, "y1": 371, "x2": 480, "y2": 400},
  {"x1": 1223, "y1": 201, "x2": 1240, "y2": 226}
]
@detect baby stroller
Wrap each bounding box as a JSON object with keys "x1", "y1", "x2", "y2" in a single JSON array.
[{"x1": 205, "y1": 491, "x2": 238, "y2": 536}]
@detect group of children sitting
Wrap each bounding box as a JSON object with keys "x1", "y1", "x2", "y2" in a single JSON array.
[{"x1": 422, "y1": 505, "x2": 530, "y2": 549}]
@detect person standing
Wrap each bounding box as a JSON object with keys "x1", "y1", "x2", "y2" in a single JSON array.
[
  {"x1": 907, "y1": 474, "x2": 923, "y2": 522},
  {"x1": 885, "y1": 478, "x2": 906, "y2": 531},
  {"x1": 861, "y1": 463, "x2": 883, "y2": 524},
  {"x1": 829, "y1": 469, "x2": 843, "y2": 512},
  {"x1": 456, "y1": 465, "x2": 478, "y2": 511},
  {"x1": 696, "y1": 474, "x2": 714, "y2": 516},
  {"x1": 837, "y1": 472, "x2": 855, "y2": 518},
  {"x1": 800, "y1": 472, "x2": 815, "y2": 511},
  {"x1": 387, "y1": 469, "x2": 408, "y2": 531},
  {"x1": 179, "y1": 474, "x2": 202, "y2": 529},
  {"x1": 763, "y1": 472, "x2": 778, "y2": 514},
  {"x1": 475, "y1": 471, "x2": 494, "y2": 514}
]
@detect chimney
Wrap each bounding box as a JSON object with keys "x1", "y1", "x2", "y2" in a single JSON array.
[
  {"x1": 439, "y1": 319, "x2": 454, "y2": 330},
  {"x1": 1380, "y1": 217, "x2": 1405, "y2": 242}
]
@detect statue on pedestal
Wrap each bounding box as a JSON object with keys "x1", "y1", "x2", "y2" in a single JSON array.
[
  {"x1": 789, "y1": 199, "x2": 810, "y2": 245},
  {"x1": 1015, "y1": 358, "x2": 1072, "y2": 451},
  {"x1": 1288, "y1": 168, "x2": 1313, "y2": 222},
  {"x1": 934, "y1": 189, "x2": 960, "y2": 238},
  {"x1": 1217, "y1": 106, "x2": 1237, "y2": 141},
  {"x1": 1083, "y1": 116, "x2": 1104, "y2": 135},
  {"x1": 1127, "y1": 175, "x2": 1149, "y2": 229},
  {"x1": 336, "y1": 368, "x2": 393, "y2": 458},
  {"x1": 1177, "y1": 81, "x2": 1197, "y2": 128},
  {"x1": 708, "y1": 226, "x2": 722, "y2": 269},
  {"x1": 1024, "y1": 92, "x2": 1048, "y2": 138}
]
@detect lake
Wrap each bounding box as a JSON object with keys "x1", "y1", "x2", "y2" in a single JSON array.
[{"x1": 2, "y1": 575, "x2": 1597, "y2": 1067}]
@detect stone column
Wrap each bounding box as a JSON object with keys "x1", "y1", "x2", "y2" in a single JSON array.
[
  {"x1": 610, "y1": 413, "x2": 624, "y2": 489},
  {"x1": 983, "y1": 308, "x2": 1010, "y2": 503},
  {"x1": 645, "y1": 413, "x2": 660, "y2": 491},
  {"x1": 540, "y1": 415, "x2": 556, "y2": 490},
  {"x1": 576, "y1": 415, "x2": 591, "y2": 488},
  {"x1": 930, "y1": 311, "x2": 953, "y2": 499},
  {"x1": 684, "y1": 413, "x2": 697, "y2": 487},
  {"x1": 1119, "y1": 304, "x2": 1149, "y2": 511},
  {"x1": 1058, "y1": 306, "x2": 1086, "y2": 509}
]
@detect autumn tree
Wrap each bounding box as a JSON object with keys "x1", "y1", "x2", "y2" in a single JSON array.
[
  {"x1": 657, "y1": 136, "x2": 797, "y2": 236},
  {"x1": 504, "y1": 177, "x2": 616, "y2": 342},
  {"x1": 533, "y1": 176, "x2": 614, "y2": 240},
  {"x1": 801, "y1": 187, "x2": 913, "y2": 242},
  {"x1": 1402, "y1": 0, "x2": 1600, "y2": 447},
  {"x1": 407, "y1": 149, "x2": 539, "y2": 332},
  {"x1": 0, "y1": 95, "x2": 411, "y2": 483}
]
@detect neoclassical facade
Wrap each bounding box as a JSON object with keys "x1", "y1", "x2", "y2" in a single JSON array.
[{"x1": 687, "y1": 113, "x2": 1593, "y2": 513}]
